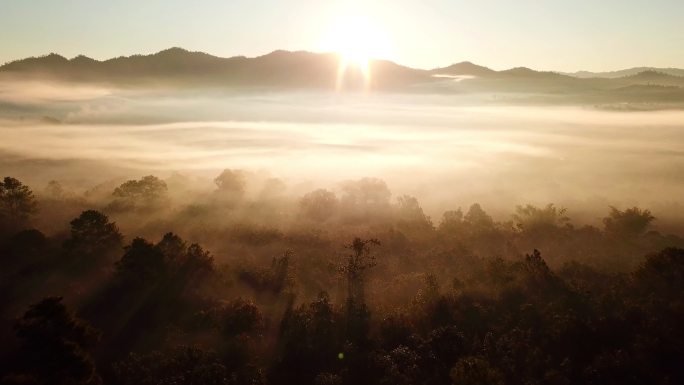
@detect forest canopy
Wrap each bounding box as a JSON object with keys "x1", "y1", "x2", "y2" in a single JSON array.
[{"x1": 1, "y1": 173, "x2": 683, "y2": 385}]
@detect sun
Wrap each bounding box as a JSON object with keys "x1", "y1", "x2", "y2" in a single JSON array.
[{"x1": 320, "y1": 15, "x2": 392, "y2": 90}]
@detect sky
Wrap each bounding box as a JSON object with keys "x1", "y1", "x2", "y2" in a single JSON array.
[{"x1": 1, "y1": 0, "x2": 683, "y2": 71}]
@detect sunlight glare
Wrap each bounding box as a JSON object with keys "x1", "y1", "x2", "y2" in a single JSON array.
[{"x1": 321, "y1": 15, "x2": 392, "y2": 91}]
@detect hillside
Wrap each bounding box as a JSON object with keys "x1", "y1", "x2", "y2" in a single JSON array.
[
  {"x1": 1, "y1": 48, "x2": 683, "y2": 103},
  {"x1": 566, "y1": 67, "x2": 684, "y2": 78},
  {"x1": 0, "y1": 48, "x2": 429, "y2": 90}
]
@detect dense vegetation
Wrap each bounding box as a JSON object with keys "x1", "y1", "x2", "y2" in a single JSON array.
[{"x1": 1, "y1": 173, "x2": 683, "y2": 385}]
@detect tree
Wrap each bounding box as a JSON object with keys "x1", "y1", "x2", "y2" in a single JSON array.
[
  {"x1": 340, "y1": 238, "x2": 380, "y2": 345},
  {"x1": 314, "y1": 373, "x2": 342, "y2": 385},
  {"x1": 513, "y1": 203, "x2": 570, "y2": 233},
  {"x1": 631, "y1": 248, "x2": 684, "y2": 384},
  {"x1": 450, "y1": 356, "x2": 503, "y2": 385},
  {"x1": 341, "y1": 178, "x2": 391, "y2": 207},
  {"x1": 162, "y1": 233, "x2": 214, "y2": 273},
  {"x1": 217, "y1": 298, "x2": 263, "y2": 338},
  {"x1": 603, "y1": 206, "x2": 655, "y2": 238},
  {"x1": 300, "y1": 189, "x2": 338, "y2": 222},
  {"x1": 44, "y1": 180, "x2": 65, "y2": 199},
  {"x1": 115, "y1": 238, "x2": 166, "y2": 283},
  {"x1": 114, "y1": 346, "x2": 233, "y2": 385},
  {"x1": 439, "y1": 209, "x2": 465, "y2": 234},
  {"x1": 341, "y1": 238, "x2": 380, "y2": 306},
  {"x1": 459, "y1": 203, "x2": 504, "y2": 256},
  {"x1": 372, "y1": 345, "x2": 422, "y2": 385},
  {"x1": 0, "y1": 229, "x2": 49, "y2": 286},
  {"x1": 65, "y1": 210, "x2": 123, "y2": 256},
  {"x1": 110, "y1": 175, "x2": 167, "y2": 210},
  {"x1": 238, "y1": 252, "x2": 292, "y2": 295},
  {"x1": 5, "y1": 297, "x2": 101, "y2": 385},
  {"x1": 396, "y1": 195, "x2": 432, "y2": 230},
  {"x1": 340, "y1": 178, "x2": 392, "y2": 221},
  {"x1": 155, "y1": 232, "x2": 188, "y2": 263},
  {"x1": 521, "y1": 249, "x2": 562, "y2": 293},
  {"x1": 270, "y1": 292, "x2": 338, "y2": 385},
  {"x1": 463, "y1": 203, "x2": 495, "y2": 233},
  {"x1": 634, "y1": 247, "x2": 684, "y2": 297},
  {"x1": 0, "y1": 177, "x2": 37, "y2": 222},
  {"x1": 214, "y1": 169, "x2": 246, "y2": 199},
  {"x1": 184, "y1": 243, "x2": 214, "y2": 272}
]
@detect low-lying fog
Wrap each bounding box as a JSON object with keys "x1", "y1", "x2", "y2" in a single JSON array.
[{"x1": 1, "y1": 81, "x2": 683, "y2": 232}]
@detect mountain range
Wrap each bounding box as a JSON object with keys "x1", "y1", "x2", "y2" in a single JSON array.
[
  {"x1": 563, "y1": 67, "x2": 684, "y2": 78},
  {"x1": 0, "y1": 48, "x2": 425, "y2": 90},
  {"x1": 1, "y1": 48, "x2": 683, "y2": 103}
]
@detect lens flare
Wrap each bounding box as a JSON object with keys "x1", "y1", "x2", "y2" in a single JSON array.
[{"x1": 320, "y1": 15, "x2": 392, "y2": 91}]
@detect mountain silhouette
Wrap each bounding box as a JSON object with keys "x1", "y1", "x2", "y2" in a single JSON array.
[
  {"x1": 619, "y1": 70, "x2": 684, "y2": 86},
  {"x1": 430, "y1": 61, "x2": 496, "y2": 77},
  {"x1": 1, "y1": 48, "x2": 683, "y2": 97},
  {"x1": 0, "y1": 48, "x2": 429, "y2": 90},
  {"x1": 565, "y1": 67, "x2": 684, "y2": 79},
  {"x1": 498, "y1": 67, "x2": 570, "y2": 79}
]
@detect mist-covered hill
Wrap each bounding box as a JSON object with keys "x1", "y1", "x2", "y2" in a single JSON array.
[
  {"x1": 2, "y1": 47, "x2": 684, "y2": 105},
  {"x1": 564, "y1": 67, "x2": 684, "y2": 78},
  {"x1": 0, "y1": 48, "x2": 427, "y2": 90}
]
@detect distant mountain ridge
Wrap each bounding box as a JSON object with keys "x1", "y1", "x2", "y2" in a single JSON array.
[
  {"x1": 1, "y1": 48, "x2": 683, "y2": 96},
  {"x1": 563, "y1": 67, "x2": 684, "y2": 78},
  {"x1": 5, "y1": 47, "x2": 683, "y2": 80},
  {"x1": 0, "y1": 47, "x2": 427, "y2": 90},
  {"x1": 429, "y1": 61, "x2": 496, "y2": 77}
]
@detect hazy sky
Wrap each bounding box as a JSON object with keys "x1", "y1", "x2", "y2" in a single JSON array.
[{"x1": 1, "y1": 0, "x2": 682, "y2": 71}]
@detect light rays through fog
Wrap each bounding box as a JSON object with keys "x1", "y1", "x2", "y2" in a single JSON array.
[
  {"x1": 320, "y1": 14, "x2": 392, "y2": 91},
  {"x1": 2, "y1": 90, "x2": 684, "y2": 203}
]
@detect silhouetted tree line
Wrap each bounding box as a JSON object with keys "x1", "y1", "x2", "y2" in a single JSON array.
[{"x1": 1, "y1": 174, "x2": 684, "y2": 385}]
